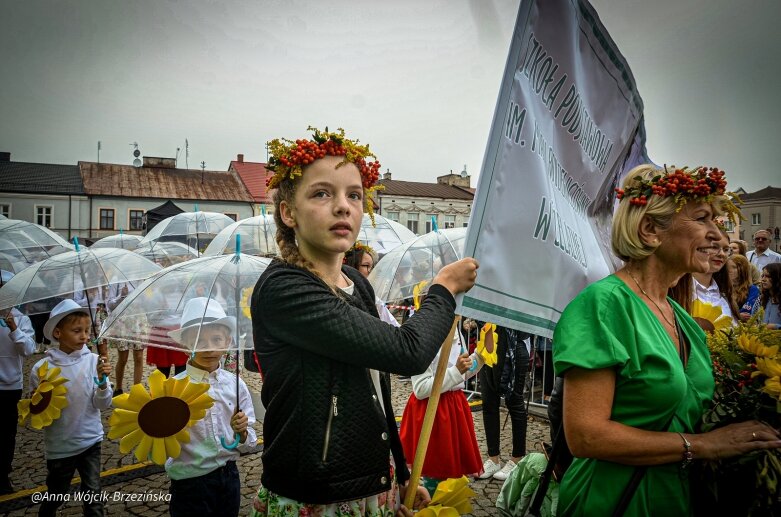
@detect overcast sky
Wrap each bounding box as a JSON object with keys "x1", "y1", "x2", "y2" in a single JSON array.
[{"x1": 1, "y1": 0, "x2": 778, "y2": 192}]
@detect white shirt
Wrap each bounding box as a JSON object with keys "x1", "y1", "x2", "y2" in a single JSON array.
[
  {"x1": 0, "y1": 308, "x2": 36, "y2": 390},
  {"x1": 31, "y1": 347, "x2": 113, "y2": 459},
  {"x1": 165, "y1": 362, "x2": 257, "y2": 480},
  {"x1": 411, "y1": 331, "x2": 483, "y2": 399},
  {"x1": 693, "y1": 278, "x2": 736, "y2": 324},
  {"x1": 748, "y1": 248, "x2": 781, "y2": 270}
]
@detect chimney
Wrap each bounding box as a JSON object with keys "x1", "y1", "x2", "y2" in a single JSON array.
[
  {"x1": 237, "y1": 154, "x2": 244, "y2": 163},
  {"x1": 142, "y1": 156, "x2": 176, "y2": 168},
  {"x1": 383, "y1": 168, "x2": 392, "y2": 180},
  {"x1": 0, "y1": 152, "x2": 10, "y2": 162}
]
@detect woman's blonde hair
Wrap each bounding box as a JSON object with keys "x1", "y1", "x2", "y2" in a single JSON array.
[{"x1": 611, "y1": 164, "x2": 729, "y2": 261}]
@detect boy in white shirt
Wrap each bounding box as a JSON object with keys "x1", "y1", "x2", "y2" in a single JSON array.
[
  {"x1": 0, "y1": 306, "x2": 36, "y2": 494},
  {"x1": 34, "y1": 299, "x2": 113, "y2": 517},
  {"x1": 165, "y1": 297, "x2": 256, "y2": 517}
]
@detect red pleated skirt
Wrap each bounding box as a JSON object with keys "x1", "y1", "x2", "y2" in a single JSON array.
[
  {"x1": 399, "y1": 390, "x2": 483, "y2": 479},
  {"x1": 145, "y1": 326, "x2": 189, "y2": 367}
]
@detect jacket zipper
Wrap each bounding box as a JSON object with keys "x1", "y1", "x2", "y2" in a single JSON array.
[{"x1": 321, "y1": 395, "x2": 338, "y2": 462}]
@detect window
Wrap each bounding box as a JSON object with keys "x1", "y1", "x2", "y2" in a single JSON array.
[
  {"x1": 224, "y1": 213, "x2": 238, "y2": 222},
  {"x1": 387, "y1": 211, "x2": 399, "y2": 222},
  {"x1": 425, "y1": 214, "x2": 438, "y2": 233},
  {"x1": 99, "y1": 208, "x2": 115, "y2": 230},
  {"x1": 0, "y1": 204, "x2": 9, "y2": 218},
  {"x1": 129, "y1": 210, "x2": 144, "y2": 231},
  {"x1": 722, "y1": 220, "x2": 734, "y2": 232},
  {"x1": 462, "y1": 222, "x2": 469, "y2": 228},
  {"x1": 36, "y1": 206, "x2": 52, "y2": 228},
  {"x1": 752, "y1": 213, "x2": 761, "y2": 225},
  {"x1": 444, "y1": 215, "x2": 456, "y2": 229},
  {"x1": 407, "y1": 212, "x2": 419, "y2": 234}
]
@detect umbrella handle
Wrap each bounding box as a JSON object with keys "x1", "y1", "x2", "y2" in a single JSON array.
[
  {"x1": 220, "y1": 432, "x2": 241, "y2": 450},
  {"x1": 93, "y1": 374, "x2": 108, "y2": 386}
]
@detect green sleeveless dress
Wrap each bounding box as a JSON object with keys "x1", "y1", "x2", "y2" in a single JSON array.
[{"x1": 553, "y1": 275, "x2": 714, "y2": 516}]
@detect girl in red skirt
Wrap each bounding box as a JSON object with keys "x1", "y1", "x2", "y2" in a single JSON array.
[{"x1": 399, "y1": 331, "x2": 484, "y2": 493}]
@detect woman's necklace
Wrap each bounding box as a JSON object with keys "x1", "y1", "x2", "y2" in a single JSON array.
[{"x1": 626, "y1": 269, "x2": 676, "y2": 330}]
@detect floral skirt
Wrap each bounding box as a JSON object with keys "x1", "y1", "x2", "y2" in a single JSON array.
[{"x1": 250, "y1": 458, "x2": 400, "y2": 517}]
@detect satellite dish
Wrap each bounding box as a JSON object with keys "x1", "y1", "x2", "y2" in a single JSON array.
[
  {"x1": 133, "y1": 158, "x2": 142, "y2": 168},
  {"x1": 133, "y1": 149, "x2": 141, "y2": 158}
]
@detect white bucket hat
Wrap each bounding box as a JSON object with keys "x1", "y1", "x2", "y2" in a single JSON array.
[
  {"x1": 168, "y1": 297, "x2": 236, "y2": 346},
  {"x1": 43, "y1": 299, "x2": 90, "y2": 343}
]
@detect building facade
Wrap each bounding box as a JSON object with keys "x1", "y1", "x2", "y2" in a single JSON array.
[
  {"x1": 78, "y1": 157, "x2": 255, "y2": 240},
  {"x1": 0, "y1": 153, "x2": 90, "y2": 240},
  {"x1": 739, "y1": 186, "x2": 781, "y2": 253},
  {"x1": 228, "y1": 154, "x2": 275, "y2": 216},
  {"x1": 376, "y1": 170, "x2": 474, "y2": 235}
]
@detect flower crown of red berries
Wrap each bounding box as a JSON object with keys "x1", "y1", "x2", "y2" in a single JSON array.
[
  {"x1": 615, "y1": 166, "x2": 742, "y2": 223},
  {"x1": 266, "y1": 126, "x2": 381, "y2": 188},
  {"x1": 266, "y1": 126, "x2": 384, "y2": 221}
]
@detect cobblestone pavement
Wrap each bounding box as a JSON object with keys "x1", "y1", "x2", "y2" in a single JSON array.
[{"x1": 1, "y1": 348, "x2": 550, "y2": 516}]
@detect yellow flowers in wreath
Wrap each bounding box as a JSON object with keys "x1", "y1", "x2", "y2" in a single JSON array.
[
  {"x1": 18, "y1": 361, "x2": 69, "y2": 429},
  {"x1": 108, "y1": 370, "x2": 214, "y2": 465}
]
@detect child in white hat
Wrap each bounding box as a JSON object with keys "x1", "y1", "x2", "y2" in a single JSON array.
[
  {"x1": 34, "y1": 299, "x2": 113, "y2": 517},
  {"x1": 165, "y1": 297, "x2": 256, "y2": 517}
]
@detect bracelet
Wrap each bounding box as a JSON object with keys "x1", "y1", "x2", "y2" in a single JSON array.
[{"x1": 677, "y1": 432, "x2": 693, "y2": 468}]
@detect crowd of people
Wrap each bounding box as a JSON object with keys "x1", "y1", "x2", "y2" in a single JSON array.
[{"x1": 1, "y1": 127, "x2": 780, "y2": 517}]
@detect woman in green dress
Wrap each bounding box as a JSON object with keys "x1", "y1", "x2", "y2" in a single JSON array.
[{"x1": 553, "y1": 164, "x2": 781, "y2": 516}]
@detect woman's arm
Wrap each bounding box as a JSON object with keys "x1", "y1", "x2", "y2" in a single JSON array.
[{"x1": 564, "y1": 367, "x2": 781, "y2": 465}]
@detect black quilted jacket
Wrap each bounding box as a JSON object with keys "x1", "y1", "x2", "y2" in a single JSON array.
[{"x1": 251, "y1": 259, "x2": 457, "y2": 504}]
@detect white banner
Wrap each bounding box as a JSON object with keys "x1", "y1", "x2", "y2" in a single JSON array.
[{"x1": 458, "y1": 0, "x2": 648, "y2": 337}]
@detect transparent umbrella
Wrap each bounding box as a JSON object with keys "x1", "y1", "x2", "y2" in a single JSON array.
[
  {"x1": 357, "y1": 214, "x2": 417, "y2": 256},
  {"x1": 368, "y1": 227, "x2": 467, "y2": 305},
  {"x1": 134, "y1": 241, "x2": 199, "y2": 267},
  {"x1": 203, "y1": 215, "x2": 278, "y2": 257},
  {"x1": 0, "y1": 219, "x2": 73, "y2": 267},
  {"x1": 140, "y1": 211, "x2": 234, "y2": 255},
  {"x1": 91, "y1": 233, "x2": 143, "y2": 250},
  {"x1": 0, "y1": 244, "x2": 162, "y2": 318},
  {"x1": 101, "y1": 242, "x2": 271, "y2": 448}
]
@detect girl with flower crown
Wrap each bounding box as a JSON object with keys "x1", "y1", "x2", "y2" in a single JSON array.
[{"x1": 249, "y1": 127, "x2": 479, "y2": 517}]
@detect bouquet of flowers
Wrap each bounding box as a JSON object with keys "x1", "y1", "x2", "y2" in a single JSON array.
[{"x1": 698, "y1": 309, "x2": 781, "y2": 514}]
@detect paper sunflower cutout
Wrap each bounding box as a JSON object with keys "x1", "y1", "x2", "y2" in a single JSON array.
[
  {"x1": 18, "y1": 362, "x2": 69, "y2": 429},
  {"x1": 108, "y1": 370, "x2": 215, "y2": 465},
  {"x1": 691, "y1": 300, "x2": 732, "y2": 333},
  {"x1": 476, "y1": 323, "x2": 498, "y2": 367},
  {"x1": 414, "y1": 476, "x2": 477, "y2": 516}
]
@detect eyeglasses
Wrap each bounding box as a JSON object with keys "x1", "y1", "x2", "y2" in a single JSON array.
[
  {"x1": 359, "y1": 264, "x2": 373, "y2": 272},
  {"x1": 755, "y1": 237, "x2": 768, "y2": 242}
]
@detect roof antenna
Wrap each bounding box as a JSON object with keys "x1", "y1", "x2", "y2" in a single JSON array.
[
  {"x1": 175, "y1": 147, "x2": 181, "y2": 166},
  {"x1": 201, "y1": 161, "x2": 206, "y2": 184}
]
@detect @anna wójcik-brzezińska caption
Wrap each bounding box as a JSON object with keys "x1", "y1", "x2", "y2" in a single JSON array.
[{"x1": 31, "y1": 490, "x2": 171, "y2": 504}]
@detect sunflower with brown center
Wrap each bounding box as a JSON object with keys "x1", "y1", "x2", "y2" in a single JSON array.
[
  {"x1": 18, "y1": 361, "x2": 69, "y2": 429},
  {"x1": 108, "y1": 370, "x2": 215, "y2": 465},
  {"x1": 690, "y1": 299, "x2": 733, "y2": 333}
]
